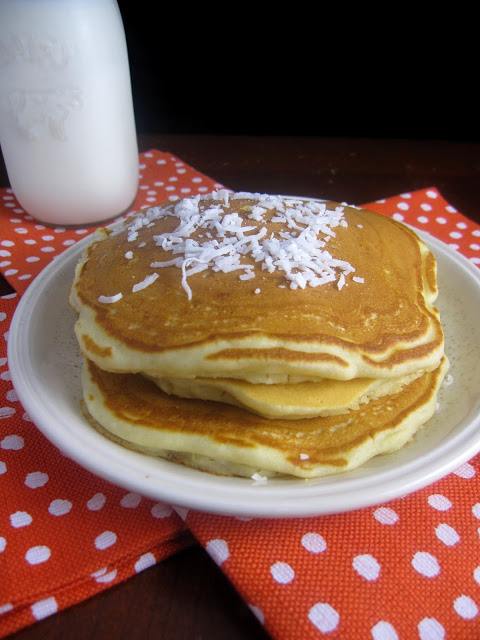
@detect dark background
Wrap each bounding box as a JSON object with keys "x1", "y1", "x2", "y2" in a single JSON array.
[{"x1": 116, "y1": 4, "x2": 476, "y2": 142}]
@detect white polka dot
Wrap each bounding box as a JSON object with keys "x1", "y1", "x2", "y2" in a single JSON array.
[
  {"x1": 435, "y1": 217, "x2": 447, "y2": 224},
  {"x1": 206, "y1": 539, "x2": 230, "y2": 566},
  {"x1": 150, "y1": 502, "x2": 173, "y2": 518},
  {"x1": 426, "y1": 190, "x2": 438, "y2": 199},
  {"x1": 373, "y1": 506, "x2": 399, "y2": 525},
  {"x1": 48, "y1": 499, "x2": 72, "y2": 516},
  {"x1": 454, "y1": 595, "x2": 478, "y2": 619},
  {"x1": 449, "y1": 231, "x2": 463, "y2": 239},
  {"x1": 91, "y1": 567, "x2": 118, "y2": 583},
  {"x1": 120, "y1": 492, "x2": 142, "y2": 508},
  {"x1": 174, "y1": 505, "x2": 189, "y2": 521},
  {"x1": 412, "y1": 551, "x2": 440, "y2": 577},
  {"x1": 135, "y1": 552, "x2": 156, "y2": 573},
  {"x1": 0, "y1": 250, "x2": 11, "y2": 257},
  {"x1": 0, "y1": 461, "x2": 6, "y2": 474},
  {"x1": 0, "y1": 537, "x2": 6, "y2": 552},
  {"x1": 308, "y1": 602, "x2": 339, "y2": 633},
  {"x1": 94, "y1": 531, "x2": 117, "y2": 550},
  {"x1": 31, "y1": 597, "x2": 57, "y2": 620},
  {"x1": 371, "y1": 620, "x2": 399, "y2": 640},
  {"x1": 0, "y1": 603, "x2": 13, "y2": 614},
  {"x1": 25, "y1": 256, "x2": 40, "y2": 262},
  {"x1": 14, "y1": 227, "x2": 28, "y2": 234},
  {"x1": 25, "y1": 471, "x2": 49, "y2": 488},
  {"x1": 427, "y1": 494, "x2": 452, "y2": 511},
  {"x1": 470, "y1": 243, "x2": 480, "y2": 250},
  {"x1": 10, "y1": 511, "x2": 32, "y2": 528},
  {"x1": 270, "y1": 561, "x2": 295, "y2": 584},
  {"x1": 26, "y1": 545, "x2": 51, "y2": 565},
  {"x1": 473, "y1": 229, "x2": 480, "y2": 237},
  {"x1": 454, "y1": 462, "x2": 476, "y2": 478},
  {"x1": 421, "y1": 203, "x2": 433, "y2": 211},
  {"x1": 417, "y1": 216, "x2": 429, "y2": 224},
  {"x1": 1, "y1": 434, "x2": 23, "y2": 449},
  {"x1": 301, "y1": 532, "x2": 327, "y2": 553},
  {"x1": 474, "y1": 566, "x2": 480, "y2": 585},
  {"x1": 435, "y1": 523, "x2": 460, "y2": 546},
  {"x1": 249, "y1": 604, "x2": 264, "y2": 624},
  {"x1": 0, "y1": 407, "x2": 15, "y2": 420},
  {"x1": 418, "y1": 617, "x2": 445, "y2": 639},
  {"x1": 87, "y1": 493, "x2": 106, "y2": 511},
  {"x1": 6, "y1": 389, "x2": 17, "y2": 403},
  {"x1": 353, "y1": 554, "x2": 381, "y2": 581},
  {"x1": 392, "y1": 213, "x2": 404, "y2": 222},
  {"x1": 397, "y1": 202, "x2": 409, "y2": 210},
  {"x1": 0, "y1": 239, "x2": 14, "y2": 246},
  {"x1": 472, "y1": 503, "x2": 480, "y2": 519}
]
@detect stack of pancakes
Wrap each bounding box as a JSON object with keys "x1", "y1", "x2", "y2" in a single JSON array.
[{"x1": 69, "y1": 191, "x2": 448, "y2": 479}]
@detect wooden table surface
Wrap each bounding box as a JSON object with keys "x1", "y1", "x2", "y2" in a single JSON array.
[{"x1": 2, "y1": 134, "x2": 480, "y2": 639}]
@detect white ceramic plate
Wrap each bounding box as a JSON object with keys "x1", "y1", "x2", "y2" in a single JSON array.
[{"x1": 8, "y1": 227, "x2": 480, "y2": 518}]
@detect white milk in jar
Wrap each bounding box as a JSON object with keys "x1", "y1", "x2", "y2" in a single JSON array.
[{"x1": 0, "y1": 0, "x2": 139, "y2": 226}]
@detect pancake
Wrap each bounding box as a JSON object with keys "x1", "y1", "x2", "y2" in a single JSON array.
[
  {"x1": 69, "y1": 192, "x2": 444, "y2": 383},
  {"x1": 147, "y1": 371, "x2": 425, "y2": 419},
  {"x1": 70, "y1": 191, "x2": 448, "y2": 480},
  {"x1": 81, "y1": 356, "x2": 449, "y2": 479}
]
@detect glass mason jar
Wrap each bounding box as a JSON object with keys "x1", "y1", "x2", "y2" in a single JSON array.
[{"x1": 0, "y1": 0, "x2": 139, "y2": 226}]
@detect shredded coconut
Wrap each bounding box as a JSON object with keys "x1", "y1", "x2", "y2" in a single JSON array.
[
  {"x1": 251, "y1": 472, "x2": 268, "y2": 484},
  {"x1": 132, "y1": 273, "x2": 159, "y2": 293},
  {"x1": 125, "y1": 251, "x2": 133, "y2": 259},
  {"x1": 300, "y1": 453, "x2": 309, "y2": 460},
  {"x1": 352, "y1": 276, "x2": 364, "y2": 283},
  {"x1": 442, "y1": 374, "x2": 454, "y2": 388},
  {"x1": 118, "y1": 191, "x2": 357, "y2": 300},
  {"x1": 98, "y1": 293, "x2": 123, "y2": 304}
]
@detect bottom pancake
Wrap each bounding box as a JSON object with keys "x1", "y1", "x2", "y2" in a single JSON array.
[{"x1": 81, "y1": 356, "x2": 449, "y2": 479}]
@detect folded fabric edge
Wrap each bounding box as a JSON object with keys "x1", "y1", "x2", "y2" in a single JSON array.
[{"x1": 0, "y1": 532, "x2": 195, "y2": 639}]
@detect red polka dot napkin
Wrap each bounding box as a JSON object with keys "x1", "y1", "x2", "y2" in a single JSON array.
[
  {"x1": 0, "y1": 150, "x2": 221, "y2": 638},
  {"x1": 1, "y1": 150, "x2": 480, "y2": 639}
]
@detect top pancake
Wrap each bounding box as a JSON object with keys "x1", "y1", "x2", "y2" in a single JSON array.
[{"x1": 69, "y1": 191, "x2": 444, "y2": 382}]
